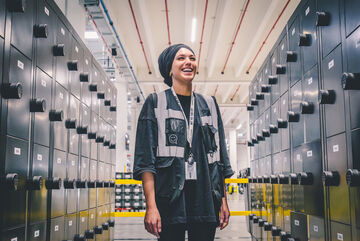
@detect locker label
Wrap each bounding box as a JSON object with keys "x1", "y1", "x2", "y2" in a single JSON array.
[
  {"x1": 265, "y1": 69, "x2": 268, "y2": 74},
  {"x1": 61, "y1": 27, "x2": 65, "y2": 35},
  {"x1": 313, "y1": 225, "x2": 318, "y2": 232},
  {"x1": 294, "y1": 91, "x2": 298, "y2": 96},
  {"x1": 274, "y1": 108, "x2": 276, "y2": 113},
  {"x1": 95, "y1": 71, "x2": 97, "y2": 76},
  {"x1": 283, "y1": 99, "x2": 286, "y2": 105},
  {"x1": 41, "y1": 79, "x2": 47, "y2": 87},
  {"x1": 294, "y1": 219, "x2": 300, "y2": 226},
  {"x1": 125, "y1": 188, "x2": 130, "y2": 192},
  {"x1": 82, "y1": 217, "x2": 85, "y2": 222},
  {"x1": 281, "y1": 44, "x2": 284, "y2": 50},
  {"x1": 11, "y1": 238, "x2": 17, "y2": 241},
  {"x1": 91, "y1": 214, "x2": 94, "y2": 219},
  {"x1": 69, "y1": 220, "x2": 72, "y2": 226},
  {"x1": 99, "y1": 211, "x2": 102, "y2": 215},
  {"x1": 72, "y1": 160, "x2": 75, "y2": 166},
  {"x1": 54, "y1": 225, "x2": 59, "y2": 231},
  {"x1": 44, "y1": 6, "x2": 49, "y2": 16},
  {"x1": 116, "y1": 188, "x2": 120, "y2": 192},
  {"x1": 108, "y1": 88, "x2": 111, "y2": 93},
  {"x1": 275, "y1": 159, "x2": 278, "y2": 164},
  {"x1": 37, "y1": 154, "x2": 43, "y2": 161},
  {"x1": 92, "y1": 165, "x2": 95, "y2": 170},
  {"x1": 14, "y1": 147, "x2": 21, "y2": 156},
  {"x1": 85, "y1": 110, "x2": 87, "y2": 115},
  {"x1": 328, "y1": 59, "x2": 334, "y2": 69},
  {"x1": 272, "y1": 57, "x2": 275, "y2": 63},
  {"x1": 277, "y1": 212, "x2": 279, "y2": 216},
  {"x1": 292, "y1": 28, "x2": 295, "y2": 36},
  {"x1": 286, "y1": 216, "x2": 290, "y2": 221},
  {"x1": 356, "y1": 39, "x2": 360, "y2": 49},
  {"x1": 115, "y1": 203, "x2": 120, "y2": 207},
  {"x1": 307, "y1": 150, "x2": 313, "y2": 157},
  {"x1": 17, "y1": 60, "x2": 24, "y2": 70},
  {"x1": 296, "y1": 154, "x2": 301, "y2": 160},
  {"x1": 83, "y1": 163, "x2": 86, "y2": 168},
  {"x1": 85, "y1": 59, "x2": 89, "y2": 65},
  {"x1": 59, "y1": 92, "x2": 64, "y2": 99},
  {"x1": 307, "y1": 77, "x2": 313, "y2": 85},
  {"x1": 75, "y1": 46, "x2": 79, "y2": 53},
  {"x1": 57, "y1": 158, "x2": 61, "y2": 164},
  {"x1": 333, "y1": 144, "x2": 339, "y2": 152},
  {"x1": 34, "y1": 230, "x2": 40, "y2": 237},
  {"x1": 305, "y1": 6, "x2": 310, "y2": 16},
  {"x1": 266, "y1": 114, "x2": 269, "y2": 119},
  {"x1": 253, "y1": 86, "x2": 256, "y2": 90},
  {"x1": 337, "y1": 233, "x2": 343, "y2": 240}
]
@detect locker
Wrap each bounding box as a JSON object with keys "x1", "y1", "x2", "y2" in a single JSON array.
[
  {"x1": 29, "y1": 144, "x2": 49, "y2": 224},
  {"x1": 110, "y1": 84, "x2": 117, "y2": 127},
  {"x1": 326, "y1": 133, "x2": 350, "y2": 224},
  {"x1": 1, "y1": 227, "x2": 25, "y2": 241},
  {"x1": 350, "y1": 129, "x2": 360, "y2": 228},
  {"x1": 110, "y1": 128, "x2": 116, "y2": 165},
  {"x1": 256, "y1": 73, "x2": 265, "y2": 115},
  {"x1": 344, "y1": 0, "x2": 360, "y2": 36},
  {"x1": 270, "y1": 50, "x2": 280, "y2": 104},
  {"x1": 308, "y1": 215, "x2": 325, "y2": 241},
  {"x1": 78, "y1": 210, "x2": 88, "y2": 237},
  {"x1": 288, "y1": 16, "x2": 302, "y2": 85},
  {"x1": 33, "y1": 68, "x2": 51, "y2": 146},
  {"x1": 292, "y1": 145, "x2": 304, "y2": 212},
  {"x1": 280, "y1": 92, "x2": 289, "y2": 151},
  {"x1": 79, "y1": 157, "x2": 89, "y2": 211},
  {"x1": 290, "y1": 211, "x2": 307, "y2": 241},
  {"x1": 262, "y1": 60, "x2": 271, "y2": 110},
  {"x1": 90, "y1": 112, "x2": 99, "y2": 160},
  {"x1": 330, "y1": 222, "x2": 351, "y2": 241},
  {"x1": 263, "y1": 108, "x2": 271, "y2": 157},
  {"x1": 104, "y1": 81, "x2": 112, "y2": 124},
  {"x1": 290, "y1": 80, "x2": 304, "y2": 147},
  {"x1": 6, "y1": 46, "x2": 32, "y2": 140},
  {"x1": 9, "y1": 0, "x2": 34, "y2": 58},
  {"x1": 278, "y1": 35, "x2": 288, "y2": 96},
  {"x1": 89, "y1": 160, "x2": 97, "y2": 209},
  {"x1": 53, "y1": 82, "x2": 68, "y2": 151},
  {"x1": 302, "y1": 65, "x2": 320, "y2": 143},
  {"x1": 0, "y1": 37, "x2": 3, "y2": 84},
  {"x1": 64, "y1": 214, "x2": 77, "y2": 241},
  {"x1": 257, "y1": 114, "x2": 265, "y2": 158},
  {"x1": 54, "y1": 19, "x2": 70, "y2": 89},
  {"x1": 318, "y1": 0, "x2": 341, "y2": 58},
  {"x1": 3, "y1": 136, "x2": 28, "y2": 229},
  {"x1": 50, "y1": 149, "x2": 66, "y2": 218},
  {"x1": 97, "y1": 162, "x2": 105, "y2": 206},
  {"x1": 88, "y1": 208, "x2": 96, "y2": 231},
  {"x1": 28, "y1": 222, "x2": 46, "y2": 241},
  {"x1": 344, "y1": 27, "x2": 360, "y2": 130},
  {"x1": 90, "y1": 65, "x2": 100, "y2": 114},
  {"x1": 68, "y1": 94, "x2": 79, "y2": 155},
  {"x1": 80, "y1": 103, "x2": 90, "y2": 157},
  {"x1": 98, "y1": 119, "x2": 108, "y2": 163},
  {"x1": 49, "y1": 216, "x2": 65, "y2": 241},
  {"x1": 321, "y1": 45, "x2": 345, "y2": 137},
  {"x1": 81, "y1": 52, "x2": 92, "y2": 107},
  {"x1": 280, "y1": 151, "x2": 292, "y2": 208},
  {"x1": 0, "y1": 0, "x2": 4, "y2": 38},
  {"x1": 66, "y1": 153, "x2": 78, "y2": 214},
  {"x1": 35, "y1": 0, "x2": 55, "y2": 77},
  {"x1": 69, "y1": 36, "x2": 83, "y2": 99},
  {"x1": 98, "y1": 78, "x2": 107, "y2": 119},
  {"x1": 299, "y1": 0, "x2": 317, "y2": 73}
]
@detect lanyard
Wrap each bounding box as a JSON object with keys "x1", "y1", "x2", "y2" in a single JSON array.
[{"x1": 170, "y1": 87, "x2": 195, "y2": 149}]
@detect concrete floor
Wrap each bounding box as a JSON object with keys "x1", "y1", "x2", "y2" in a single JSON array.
[{"x1": 114, "y1": 193, "x2": 252, "y2": 241}]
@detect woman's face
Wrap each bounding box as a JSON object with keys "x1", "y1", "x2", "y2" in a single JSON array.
[{"x1": 171, "y1": 48, "x2": 197, "y2": 85}]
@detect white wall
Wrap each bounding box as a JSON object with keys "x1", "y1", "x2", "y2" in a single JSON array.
[
  {"x1": 237, "y1": 142, "x2": 249, "y2": 174},
  {"x1": 229, "y1": 130, "x2": 237, "y2": 178}
]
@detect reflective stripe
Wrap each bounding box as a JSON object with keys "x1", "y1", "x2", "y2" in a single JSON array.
[
  {"x1": 201, "y1": 115, "x2": 212, "y2": 125},
  {"x1": 204, "y1": 96, "x2": 220, "y2": 164},
  {"x1": 154, "y1": 91, "x2": 185, "y2": 158}
]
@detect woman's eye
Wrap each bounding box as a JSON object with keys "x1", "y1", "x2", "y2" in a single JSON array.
[{"x1": 190, "y1": 57, "x2": 196, "y2": 61}]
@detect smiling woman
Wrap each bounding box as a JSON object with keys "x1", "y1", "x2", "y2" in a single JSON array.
[{"x1": 133, "y1": 44, "x2": 234, "y2": 241}]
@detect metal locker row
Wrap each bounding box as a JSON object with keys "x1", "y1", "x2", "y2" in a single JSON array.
[
  {"x1": 245, "y1": 0, "x2": 360, "y2": 240},
  {"x1": 0, "y1": 0, "x2": 117, "y2": 240}
]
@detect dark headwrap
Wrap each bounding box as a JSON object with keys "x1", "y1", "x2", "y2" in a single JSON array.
[{"x1": 158, "y1": 44, "x2": 195, "y2": 87}]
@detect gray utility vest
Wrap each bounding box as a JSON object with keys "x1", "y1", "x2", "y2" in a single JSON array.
[{"x1": 152, "y1": 89, "x2": 224, "y2": 204}]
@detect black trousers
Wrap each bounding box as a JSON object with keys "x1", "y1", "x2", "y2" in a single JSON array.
[{"x1": 158, "y1": 223, "x2": 217, "y2": 241}]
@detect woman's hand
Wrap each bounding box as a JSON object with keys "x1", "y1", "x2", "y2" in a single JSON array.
[
  {"x1": 144, "y1": 206, "x2": 162, "y2": 238},
  {"x1": 218, "y1": 197, "x2": 230, "y2": 230}
]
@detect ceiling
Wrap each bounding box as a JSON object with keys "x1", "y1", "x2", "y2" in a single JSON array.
[{"x1": 97, "y1": 0, "x2": 301, "y2": 136}]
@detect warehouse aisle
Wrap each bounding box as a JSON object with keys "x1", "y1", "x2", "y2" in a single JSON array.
[{"x1": 114, "y1": 193, "x2": 251, "y2": 240}]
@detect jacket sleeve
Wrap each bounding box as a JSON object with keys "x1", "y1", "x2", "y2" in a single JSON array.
[
  {"x1": 212, "y1": 96, "x2": 235, "y2": 179},
  {"x1": 133, "y1": 94, "x2": 158, "y2": 180}
]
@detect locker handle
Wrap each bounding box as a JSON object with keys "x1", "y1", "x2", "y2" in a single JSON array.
[
  {"x1": 319, "y1": 89, "x2": 336, "y2": 104},
  {"x1": 287, "y1": 111, "x2": 300, "y2": 122},
  {"x1": 102, "y1": 222, "x2": 109, "y2": 230},
  {"x1": 270, "y1": 175, "x2": 278, "y2": 184},
  {"x1": 7, "y1": 0, "x2": 25, "y2": 12},
  {"x1": 298, "y1": 33, "x2": 311, "y2": 47},
  {"x1": 94, "y1": 225, "x2": 103, "y2": 234},
  {"x1": 5, "y1": 173, "x2": 21, "y2": 191},
  {"x1": 65, "y1": 119, "x2": 77, "y2": 129},
  {"x1": 252, "y1": 216, "x2": 259, "y2": 223},
  {"x1": 45, "y1": 177, "x2": 62, "y2": 190},
  {"x1": 246, "y1": 104, "x2": 254, "y2": 111},
  {"x1": 262, "y1": 175, "x2": 270, "y2": 183},
  {"x1": 53, "y1": 44, "x2": 65, "y2": 57},
  {"x1": 95, "y1": 136, "x2": 105, "y2": 143},
  {"x1": 67, "y1": 61, "x2": 78, "y2": 71},
  {"x1": 275, "y1": 65, "x2": 286, "y2": 75},
  {"x1": 103, "y1": 181, "x2": 110, "y2": 188},
  {"x1": 257, "y1": 176, "x2": 263, "y2": 183},
  {"x1": 247, "y1": 140, "x2": 254, "y2": 147},
  {"x1": 248, "y1": 214, "x2": 255, "y2": 220},
  {"x1": 297, "y1": 172, "x2": 314, "y2": 185},
  {"x1": 30, "y1": 99, "x2": 46, "y2": 112},
  {"x1": 110, "y1": 106, "x2": 117, "y2": 112},
  {"x1": 250, "y1": 99, "x2": 258, "y2": 106},
  {"x1": 322, "y1": 171, "x2": 340, "y2": 186},
  {"x1": 269, "y1": 124, "x2": 278, "y2": 134},
  {"x1": 300, "y1": 101, "x2": 314, "y2": 114},
  {"x1": 95, "y1": 180, "x2": 104, "y2": 188},
  {"x1": 255, "y1": 92, "x2": 264, "y2": 100},
  {"x1": 262, "y1": 129, "x2": 270, "y2": 138},
  {"x1": 34, "y1": 24, "x2": 48, "y2": 38},
  {"x1": 89, "y1": 84, "x2": 98, "y2": 92},
  {"x1": 85, "y1": 229, "x2": 95, "y2": 239},
  {"x1": 108, "y1": 220, "x2": 115, "y2": 227},
  {"x1": 271, "y1": 226, "x2": 281, "y2": 236},
  {"x1": 26, "y1": 176, "x2": 43, "y2": 190},
  {"x1": 289, "y1": 173, "x2": 298, "y2": 185},
  {"x1": 97, "y1": 92, "x2": 105, "y2": 99},
  {"x1": 341, "y1": 72, "x2": 360, "y2": 90},
  {"x1": 87, "y1": 180, "x2": 95, "y2": 188},
  {"x1": 87, "y1": 132, "x2": 97, "y2": 139},
  {"x1": 278, "y1": 174, "x2": 289, "y2": 184},
  {"x1": 49, "y1": 110, "x2": 64, "y2": 122},
  {"x1": 74, "y1": 234, "x2": 86, "y2": 241},
  {"x1": 247, "y1": 177, "x2": 253, "y2": 183},
  {"x1": 264, "y1": 222, "x2": 272, "y2": 231},
  {"x1": 286, "y1": 51, "x2": 297, "y2": 62},
  {"x1": 258, "y1": 219, "x2": 265, "y2": 227},
  {"x1": 261, "y1": 85, "x2": 271, "y2": 93},
  {"x1": 75, "y1": 179, "x2": 87, "y2": 189},
  {"x1": 80, "y1": 73, "x2": 89, "y2": 82},
  {"x1": 104, "y1": 99, "x2": 111, "y2": 106},
  {"x1": 256, "y1": 133, "x2": 265, "y2": 142},
  {"x1": 251, "y1": 138, "x2": 258, "y2": 144},
  {"x1": 316, "y1": 12, "x2": 330, "y2": 26},
  {"x1": 346, "y1": 169, "x2": 360, "y2": 187},
  {"x1": 277, "y1": 119, "x2": 288, "y2": 128},
  {"x1": 268, "y1": 76, "x2": 278, "y2": 85},
  {"x1": 109, "y1": 181, "x2": 115, "y2": 187},
  {"x1": 103, "y1": 140, "x2": 110, "y2": 146},
  {"x1": 1, "y1": 83, "x2": 23, "y2": 99},
  {"x1": 63, "y1": 178, "x2": 75, "y2": 189},
  {"x1": 280, "y1": 231, "x2": 292, "y2": 240},
  {"x1": 76, "y1": 126, "x2": 88, "y2": 135}
]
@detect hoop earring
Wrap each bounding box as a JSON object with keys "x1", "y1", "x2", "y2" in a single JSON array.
[{"x1": 169, "y1": 72, "x2": 173, "y2": 77}]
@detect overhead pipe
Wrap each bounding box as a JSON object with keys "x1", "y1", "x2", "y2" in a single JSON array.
[
  {"x1": 221, "y1": 0, "x2": 251, "y2": 74},
  {"x1": 165, "y1": 0, "x2": 171, "y2": 46},
  {"x1": 197, "y1": 0, "x2": 209, "y2": 74},
  {"x1": 128, "y1": 0, "x2": 152, "y2": 74},
  {"x1": 99, "y1": 0, "x2": 145, "y2": 100},
  {"x1": 230, "y1": 85, "x2": 241, "y2": 101},
  {"x1": 245, "y1": 0, "x2": 291, "y2": 74},
  {"x1": 213, "y1": 84, "x2": 219, "y2": 96}
]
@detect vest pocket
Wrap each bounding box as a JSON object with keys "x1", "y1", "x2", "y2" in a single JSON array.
[
  {"x1": 155, "y1": 157, "x2": 175, "y2": 198},
  {"x1": 208, "y1": 161, "x2": 224, "y2": 206},
  {"x1": 165, "y1": 118, "x2": 186, "y2": 147},
  {"x1": 201, "y1": 124, "x2": 218, "y2": 154}
]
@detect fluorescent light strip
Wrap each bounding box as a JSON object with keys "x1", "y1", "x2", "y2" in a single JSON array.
[{"x1": 191, "y1": 18, "x2": 197, "y2": 43}]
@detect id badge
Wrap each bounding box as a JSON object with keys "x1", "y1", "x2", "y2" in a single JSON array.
[{"x1": 185, "y1": 154, "x2": 197, "y2": 180}]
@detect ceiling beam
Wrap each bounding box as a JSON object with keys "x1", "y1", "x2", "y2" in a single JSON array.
[
  {"x1": 137, "y1": 80, "x2": 251, "y2": 84},
  {"x1": 137, "y1": 0, "x2": 161, "y2": 77},
  {"x1": 235, "y1": 0, "x2": 280, "y2": 77}
]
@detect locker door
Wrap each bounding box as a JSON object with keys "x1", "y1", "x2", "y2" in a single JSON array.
[
  {"x1": 79, "y1": 157, "x2": 89, "y2": 211},
  {"x1": 292, "y1": 145, "x2": 304, "y2": 212},
  {"x1": 49, "y1": 216, "x2": 65, "y2": 241},
  {"x1": 0, "y1": 0, "x2": 4, "y2": 38},
  {"x1": 1, "y1": 227, "x2": 25, "y2": 241},
  {"x1": 80, "y1": 104, "x2": 90, "y2": 157},
  {"x1": 6, "y1": 46, "x2": 32, "y2": 140},
  {"x1": 54, "y1": 19, "x2": 70, "y2": 89},
  {"x1": 90, "y1": 65, "x2": 100, "y2": 114},
  {"x1": 28, "y1": 222, "x2": 46, "y2": 241},
  {"x1": 280, "y1": 92, "x2": 290, "y2": 151},
  {"x1": 308, "y1": 215, "x2": 325, "y2": 241},
  {"x1": 97, "y1": 162, "x2": 105, "y2": 206},
  {"x1": 50, "y1": 149, "x2": 66, "y2": 218},
  {"x1": 90, "y1": 112, "x2": 99, "y2": 160},
  {"x1": 344, "y1": 0, "x2": 360, "y2": 36},
  {"x1": 79, "y1": 210, "x2": 89, "y2": 238},
  {"x1": 66, "y1": 153, "x2": 78, "y2": 214},
  {"x1": 89, "y1": 159, "x2": 97, "y2": 208},
  {"x1": 110, "y1": 84, "x2": 117, "y2": 127},
  {"x1": 288, "y1": 16, "x2": 302, "y2": 85},
  {"x1": 330, "y1": 222, "x2": 351, "y2": 241},
  {"x1": 262, "y1": 60, "x2": 271, "y2": 110},
  {"x1": 290, "y1": 211, "x2": 307, "y2": 241},
  {"x1": 264, "y1": 109, "x2": 271, "y2": 156},
  {"x1": 9, "y1": 0, "x2": 34, "y2": 58},
  {"x1": 33, "y1": 68, "x2": 51, "y2": 146},
  {"x1": 270, "y1": 50, "x2": 280, "y2": 104},
  {"x1": 53, "y1": 82, "x2": 68, "y2": 151},
  {"x1": 68, "y1": 95, "x2": 79, "y2": 155},
  {"x1": 64, "y1": 214, "x2": 77, "y2": 241},
  {"x1": 289, "y1": 80, "x2": 304, "y2": 147},
  {"x1": 271, "y1": 99, "x2": 281, "y2": 154},
  {"x1": 81, "y1": 52, "x2": 92, "y2": 107},
  {"x1": 35, "y1": 0, "x2": 55, "y2": 77},
  {"x1": 69, "y1": 36, "x2": 83, "y2": 99},
  {"x1": 278, "y1": 35, "x2": 288, "y2": 95}
]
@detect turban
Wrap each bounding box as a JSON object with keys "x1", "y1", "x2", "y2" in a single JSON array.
[{"x1": 158, "y1": 44, "x2": 195, "y2": 87}]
